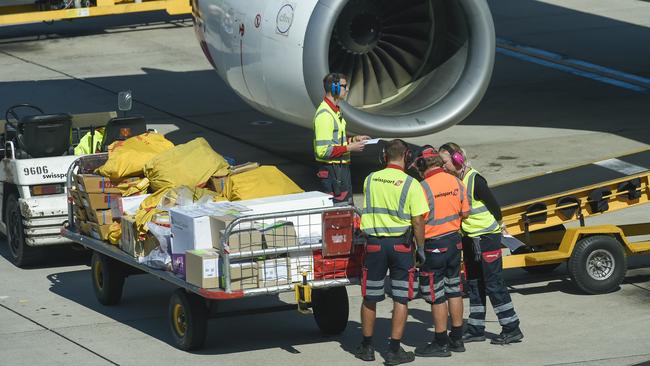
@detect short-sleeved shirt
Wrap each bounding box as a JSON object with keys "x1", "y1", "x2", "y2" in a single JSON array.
[{"x1": 360, "y1": 165, "x2": 429, "y2": 237}]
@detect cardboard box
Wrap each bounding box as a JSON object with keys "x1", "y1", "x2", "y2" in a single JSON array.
[
  {"x1": 119, "y1": 218, "x2": 158, "y2": 258},
  {"x1": 227, "y1": 262, "x2": 259, "y2": 290},
  {"x1": 185, "y1": 249, "x2": 220, "y2": 289},
  {"x1": 88, "y1": 222, "x2": 114, "y2": 241},
  {"x1": 263, "y1": 222, "x2": 297, "y2": 248},
  {"x1": 120, "y1": 216, "x2": 138, "y2": 253},
  {"x1": 110, "y1": 194, "x2": 151, "y2": 218},
  {"x1": 171, "y1": 251, "x2": 186, "y2": 278},
  {"x1": 210, "y1": 215, "x2": 263, "y2": 253},
  {"x1": 290, "y1": 250, "x2": 314, "y2": 282},
  {"x1": 86, "y1": 209, "x2": 114, "y2": 225},
  {"x1": 258, "y1": 258, "x2": 290, "y2": 287},
  {"x1": 237, "y1": 192, "x2": 332, "y2": 241},
  {"x1": 74, "y1": 174, "x2": 140, "y2": 194},
  {"x1": 80, "y1": 191, "x2": 121, "y2": 211},
  {"x1": 170, "y1": 206, "x2": 215, "y2": 254}
]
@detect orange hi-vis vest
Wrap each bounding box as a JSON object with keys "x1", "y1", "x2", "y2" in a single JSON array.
[{"x1": 420, "y1": 168, "x2": 470, "y2": 239}]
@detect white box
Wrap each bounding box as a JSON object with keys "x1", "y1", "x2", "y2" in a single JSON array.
[
  {"x1": 110, "y1": 194, "x2": 151, "y2": 217},
  {"x1": 289, "y1": 250, "x2": 314, "y2": 282},
  {"x1": 170, "y1": 205, "x2": 215, "y2": 254},
  {"x1": 237, "y1": 191, "x2": 332, "y2": 215},
  {"x1": 235, "y1": 192, "x2": 332, "y2": 242}
]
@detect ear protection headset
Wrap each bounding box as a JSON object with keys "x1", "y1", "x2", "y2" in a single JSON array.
[
  {"x1": 440, "y1": 143, "x2": 465, "y2": 169},
  {"x1": 330, "y1": 74, "x2": 341, "y2": 97},
  {"x1": 414, "y1": 145, "x2": 439, "y2": 172},
  {"x1": 380, "y1": 139, "x2": 413, "y2": 168}
]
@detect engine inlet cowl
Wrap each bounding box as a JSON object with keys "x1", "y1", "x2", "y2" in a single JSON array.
[{"x1": 304, "y1": 0, "x2": 495, "y2": 137}]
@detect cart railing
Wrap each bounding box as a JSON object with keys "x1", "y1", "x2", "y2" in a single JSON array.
[{"x1": 216, "y1": 205, "x2": 363, "y2": 294}]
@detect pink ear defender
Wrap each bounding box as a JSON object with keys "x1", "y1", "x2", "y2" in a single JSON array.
[
  {"x1": 451, "y1": 151, "x2": 465, "y2": 168},
  {"x1": 440, "y1": 143, "x2": 465, "y2": 168}
]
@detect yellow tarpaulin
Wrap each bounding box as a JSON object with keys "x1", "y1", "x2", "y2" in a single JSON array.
[
  {"x1": 96, "y1": 133, "x2": 174, "y2": 179},
  {"x1": 144, "y1": 137, "x2": 230, "y2": 192},
  {"x1": 222, "y1": 166, "x2": 303, "y2": 201}
]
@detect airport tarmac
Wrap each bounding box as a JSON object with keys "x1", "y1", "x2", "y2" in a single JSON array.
[{"x1": 1, "y1": 0, "x2": 649, "y2": 365}]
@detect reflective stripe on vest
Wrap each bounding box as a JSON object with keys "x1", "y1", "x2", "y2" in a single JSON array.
[
  {"x1": 362, "y1": 172, "x2": 414, "y2": 237},
  {"x1": 461, "y1": 169, "x2": 500, "y2": 237},
  {"x1": 313, "y1": 103, "x2": 350, "y2": 163}
]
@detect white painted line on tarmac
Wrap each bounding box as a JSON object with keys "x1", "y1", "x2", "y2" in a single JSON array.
[
  {"x1": 496, "y1": 38, "x2": 650, "y2": 94},
  {"x1": 594, "y1": 158, "x2": 647, "y2": 175}
]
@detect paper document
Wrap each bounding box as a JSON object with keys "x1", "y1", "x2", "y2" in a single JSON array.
[
  {"x1": 363, "y1": 138, "x2": 380, "y2": 145},
  {"x1": 501, "y1": 234, "x2": 526, "y2": 252}
]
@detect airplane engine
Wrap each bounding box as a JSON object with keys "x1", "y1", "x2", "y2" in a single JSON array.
[{"x1": 193, "y1": 0, "x2": 494, "y2": 136}]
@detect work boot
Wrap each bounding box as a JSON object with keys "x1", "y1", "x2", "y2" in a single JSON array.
[
  {"x1": 491, "y1": 328, "x2": 524, "y2": 345},
  {"x1": 384, "y1": 346, "x2": 415, "y2": 366},
  {"x1": 354, "y1": 343, "x2": 375, "y2": 361},
  {"x1": 461, "y1": 332, "x2": 486, "y2": 343},
  {"x1": 414, "y1": 342, "x2": 451, "y2": 357},
  {"x1": 449, "y1": 338, "x2": 465, "y2": 353}
]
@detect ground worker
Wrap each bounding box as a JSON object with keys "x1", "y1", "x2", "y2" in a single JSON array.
[
  {"x1": 355, "y1": 139, "x2": 428, "y2": 366},
  {"x1": 313, "y1": 72, "x2": 369, "y2": 204},
  {"x1": 411, "y1": 145, "x2": 469, "y2": 357},
  {"x1": 438, "y1": 142, "x2": 524, "y2": 345},
  {"x1": 74, "y1": 128, "x2": 104, "y2": 155}
]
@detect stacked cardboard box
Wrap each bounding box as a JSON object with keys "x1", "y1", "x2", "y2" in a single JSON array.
[
  {"x1": 74, "y1": 174, "x2": 135, "y2": 240},
  {"x1": 228, "y1": 262, "x2": 259, "y2": 290}
]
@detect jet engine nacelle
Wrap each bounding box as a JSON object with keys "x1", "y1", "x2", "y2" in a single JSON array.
[{"x1": 193, "y1": 0, "x2": 495, "y2": 136}]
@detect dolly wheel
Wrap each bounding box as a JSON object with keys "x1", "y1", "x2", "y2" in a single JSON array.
[
  {"x1": 91, "y1": 251, "x2": 125, "y2": 305},
  {"x1": 168, "y1": 289, "x2": 208, "y2": 351},
  {"x1": 312, "y1": 286, "x2": 349, "y2": 335}
]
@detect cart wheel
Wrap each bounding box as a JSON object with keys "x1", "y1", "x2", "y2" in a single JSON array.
[
  {"x1": 568, "y1": 235, "x2": 627, "y2": 294},
  {"x1": 312, "y1": 286, "x2": 349, "y2": 335},
  {"x1": 91, "y1": 251, "x2": 125, "y2": 305},
  {"x1": 168, "y1": 288, "x2": 208, "y2": 351},
  {"x1": 5, "y1": 194, "x2": 43, "y2": 267},
  {"x1": 523, "y1": 263, "x2": 561, "y2": 274}
]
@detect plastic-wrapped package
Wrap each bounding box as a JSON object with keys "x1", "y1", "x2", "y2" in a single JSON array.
[
  {"x1": 147, "y1": 222, "x2": 171, "y2": 253},
  {"x1": 157, "y1": 186, "x2": 195, "y2": 210},
  {"x1": 137, "y1": 247, "x2": 171, "y2": 271}
]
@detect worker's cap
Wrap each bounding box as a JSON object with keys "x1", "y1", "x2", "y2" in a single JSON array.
[{"x1": 409, "y1": 145, "x2": 439, "y2": 169}]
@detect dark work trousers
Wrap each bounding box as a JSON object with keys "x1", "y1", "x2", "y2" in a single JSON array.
[
  {"x1": 462, "y1": 233, "x2": 520, "y2": 335},
  {"x1": 317, "y1": 163, "x2": 352, "y2": 204}
]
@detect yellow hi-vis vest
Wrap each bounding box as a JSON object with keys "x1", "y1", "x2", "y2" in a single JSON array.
[
  {"x1": 360, "y1": 167, "x2": 429, "y2": 237},
  {"x1": 74, "y1": 128, "x2": 105, "y2": 155},
  {"x1": 461, "y1": 168, "x2": 501, "y2": 237},
  {"x1": 313, "y1": 101, "x2": 350, "y2": 164}
]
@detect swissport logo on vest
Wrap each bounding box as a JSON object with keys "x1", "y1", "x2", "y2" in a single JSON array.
[{"x1": 372, "y1": 177, "x2": 403, "y2": 187}]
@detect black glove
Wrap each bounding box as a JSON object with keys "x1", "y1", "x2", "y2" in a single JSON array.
[
  {"x1": 471, "y1": 237, "x2": 482, "y2": 262},
  {"x1": 416, "y1": 246, "x2": 426, "y2": 266}
]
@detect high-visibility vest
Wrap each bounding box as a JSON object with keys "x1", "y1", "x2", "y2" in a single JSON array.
[
  {"x1": 461, "y1": 168, "x2": 500, "y2": 237},
  {"x1": 313, "y1": 101, "x2": 350, "y2": 164},
  {"x1": 74, "y1": 128, "x2": 105, "y2": 155},
  {"x1": 421, "y1": 170, "x2": 469, "y2": 238},
  {"x1": 360, "y1": 167, "x2": 429, "y2": 237}
]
